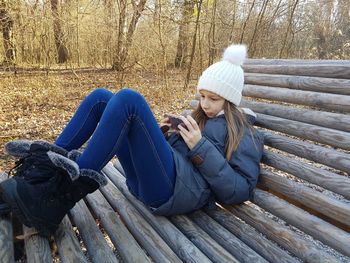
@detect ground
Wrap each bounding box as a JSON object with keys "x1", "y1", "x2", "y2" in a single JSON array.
[{"x1": 0, "y1": 68, "x2": 196, "y2": 172}]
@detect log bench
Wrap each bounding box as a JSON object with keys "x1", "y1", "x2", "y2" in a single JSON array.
[{"x1": 1, "y1": 59, "x2": 350, "y2": 262}]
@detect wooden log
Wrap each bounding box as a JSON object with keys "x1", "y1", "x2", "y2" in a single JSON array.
[
  {"x1": 253, "y1": 189, "x2": 350, "y2": 257},
  {"x1": 104, "y1": 163, "x2": 212, "y2": 263},
  {"x1": 244, "y1": 73, "x2": 350, "y2": 95},
  {"x1": 262, "y1": 131, "x2": 350, "y2": 175},
  {"x1": 23, "y1": 225, "x2": 53, "y2": 263},
  {"x1": 85, "y1": 190, "x2": 152, "y2": 263},
  {"x1": 243, "y1": 85, "x2": 350, "y2": 113},
  {"x1": 243, "y1": 64, "x2": 350, "y2": 79},
  {"x1": 227, "y1": 203, "x2": 342, "y2": 263},
  {"x1": 54, "y1": 216, "x2": 88, "y2": 263},
  {"x1": 0, "y1": 214, "x2": 14, "y2": 263},
  {"x1": 99, "y1": 176, "x2": 182, "y2": 263},
  {"x1": 240, "y1": 99, "x2": 350, "y2": 133},
  {"x1": 0, "y1": 172, "x2": 14, "y2": 263},
  {"x1": 187, "y1": 101, "x2": 350, "y2": 172},
  {"x1": 204, "y1": 205, "x2": 298, "y2": 263},
  {"x1": 170, "y1": 214, "x2": 239, "y2": 263},
  {"x1": 256, "y1": 113, "x2": 350, "y2": 151},
  {"x1": 263, "y1": 150, "x2": 350, "y2": 199},
  {"x1": 69, "y1": 200, "x2": 119, "y2": 263},
  {"x1": 259, "y1": 169, "x2": 350, "y2": 227},
  {"x1": 188, "y1": 210, "x2": 268, "y2": 263},
  {"x1": 245, "y1": 59, "x2": 350, "y2": 65}
]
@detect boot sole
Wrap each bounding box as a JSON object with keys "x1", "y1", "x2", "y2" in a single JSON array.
[{"x1": 0, "y1": 178, "x2": 58, "y2": 236}]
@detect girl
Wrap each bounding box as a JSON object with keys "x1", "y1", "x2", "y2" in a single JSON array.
[{"x1": 0, "y1": 45, "x2": 263, "y2": 235}]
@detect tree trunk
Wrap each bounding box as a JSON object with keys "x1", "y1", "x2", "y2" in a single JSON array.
[
  {"x1": 50, "y1": 0, "x2": 68, "y2": 63},
  {"x1": 184, "y1": 0, "x2": 203, "y2": 90},
  {"x1": 279, "y1": 0, "x2": 299, "y2": 58},
  {"x1": 239, "y1": 0, "x2": 256, "y2": 44},
  {"x1": 0, "y1": 2, "x2": 15, "y2": 64},
  {"x1": 228, "y1": 0, "x2": 237, "y2": 43},
  {"x1": 175, "y1": 0, "x2": 193, "y2": 68},
  {"x1": 208, "y1": 0, "x2": 217, "y2": 66},
  {"x1": 249, "y1": 0, "x2": 269, "y2": 57},
  {"x1": 113, "y1": 0, "x2": 147, "y2": 71}
]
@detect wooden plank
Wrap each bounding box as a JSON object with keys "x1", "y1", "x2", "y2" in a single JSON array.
[
  {"x1": 262, "y1": 131, "x2": 350, "y2": 175},
  {"x1": 54, "y1": 216, "x2": 88, "y2": 263},
  {"x1": 69, "y1": 200, "x2": 119, "y2": 263},
  {"x1": 227, "y1": 203, "x2": 342, "y2": 263},
  {"x1": 263, "y1": 150, "x2": 350, "y2": 199},
  {"x1": 192, "y1": 97, "x2": 350, "y2": 133},
  {"x1": 259, "y1": 169, "x2": 350, "y2": 227},
  {"x1": 0, "y1": 172, "x2": 14, "y2": 263},
  {"x1": 23, "y1": 225, "x2": 53, "y2": 263},
  {"x1": 243, "y1": 64, "x2": 350, "y2": 79},
  {"x1": 243, "y1": 85, "x2": 350, "y2": 113},
  {"x1": 85, "y1": 190, "x2": 152, "y2": 263},
  {"x1": 0, "y1": 214, "x2": 14, "y2": 263},
  {"x1": 256, "y1": 113, "x2": 350, "y2": 151},
  {"x1": 253, "y1": 189, "x2": 350, "y2": 257},
  {"x1": 204, "y1": 205, "x2": 298, "y2": 263},
  {"x1": 240, "y1": 99, "x2": 350, "y2": 133},
  {"x1": 170, "y1": 215, "x2": 239, "y2": 263},
  {"x1": 99, "y1": 176, "x2": 182, "y2": 263},
  {"x1": 105, "y1": 163, "x2": 212, "y2": 263},
  {"x1": 245, "y1": 59, "x2": 350, "y2": 65},
  {"x1": 189, "y1": 210, "x2": 268, "y2": 263},
  {"x1": 244, "y1": 73, "x2": 350, "y2": 95}
]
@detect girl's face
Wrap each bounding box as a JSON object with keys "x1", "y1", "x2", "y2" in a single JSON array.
[{"x1": 199, "y1": 90, "x2": 225, "y2": 118}]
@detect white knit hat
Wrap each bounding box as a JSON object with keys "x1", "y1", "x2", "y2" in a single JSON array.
[{"x1": 197, "y1": 44, "x2": 246, "y2": 106}]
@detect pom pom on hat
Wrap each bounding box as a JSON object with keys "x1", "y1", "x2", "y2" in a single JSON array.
[
  {"x1": 197, "y1": 44, "x2": 247, "y2": 106},
  {"x1": 222, "y1": 44, "x2": 246, "y2": 66}
]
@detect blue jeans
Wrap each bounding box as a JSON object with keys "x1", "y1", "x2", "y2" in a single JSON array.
[{"x1": 55, "y1": 88, "x2": 176, "y2": 207}]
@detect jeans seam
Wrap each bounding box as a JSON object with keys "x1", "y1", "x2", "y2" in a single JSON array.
[
  {"x1": 135, "y1": 115, "x2": 174, "y2": 188},
  {"x1": 100, "y1": 116, "x2": 131, "y2": 169},
  {"x1": 65, "y1": 101, "x2": 107, "y2": 148}
]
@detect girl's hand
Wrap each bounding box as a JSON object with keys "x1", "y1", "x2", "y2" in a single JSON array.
[
  {"x1": 178, "y1": 115, "x2": 202, "y2": 150},
  {"x1": 160, "y1": 115, "x2": 177, "y2": 133},
  {"x1": 160, "y1": 116, "x2": 170, "y2": 128}
]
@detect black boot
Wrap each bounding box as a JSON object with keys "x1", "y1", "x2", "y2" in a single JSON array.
[
  {"x1": 0, "y1": 140, "x2": 106, "y2": 236},
  {"x1": 0, "y1": 140, "x2": 70, "y2": 216},
  {"x1": 0, "y1": 169, "x2": 105, "y2": 236}
]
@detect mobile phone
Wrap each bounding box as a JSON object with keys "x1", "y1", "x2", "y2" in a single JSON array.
[{"x1": 165, "y1": 115, "x2": 186, "y2": 130}]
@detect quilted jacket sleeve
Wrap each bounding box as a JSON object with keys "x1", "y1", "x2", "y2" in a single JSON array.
[{"x1": 187, "y1": 130, "x2": 263, "y2": 204}]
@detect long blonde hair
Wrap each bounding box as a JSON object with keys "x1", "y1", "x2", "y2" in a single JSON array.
[{"x1": 192, "y1": 100, "x2": 252, "y2": 160}]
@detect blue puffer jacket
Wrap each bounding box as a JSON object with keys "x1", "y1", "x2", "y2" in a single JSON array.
[{"x1": 152, "y1": 114, "x2": 264, "y2": 216}]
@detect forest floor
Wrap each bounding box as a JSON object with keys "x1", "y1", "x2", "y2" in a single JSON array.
[{"x1": 0, "y1": 68, "x2": 197, "y2": 172}]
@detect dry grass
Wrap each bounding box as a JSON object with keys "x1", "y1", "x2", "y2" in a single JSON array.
[{"x1": 0, "y1": 69, "x2": 196, "y2": 172}]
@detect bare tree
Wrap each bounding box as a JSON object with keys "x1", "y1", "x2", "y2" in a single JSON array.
[
  {"x1": 208, "y1": 0, "x2": 217, "y2": 66},
  {"x1": 0, "y1": 0, "x2": 15, "y2": 64},
  {"x1": 228, "y1": 0, "x2": 237, "y2": 43},
  {"x1": 175, "y1": 0, "x2": 193, "y2": 68},
  {"x1": 184, "y1": 0, "x2": 203, "y2": 90},
  {"x1": 239, "y1": 0, "x2": 256, "y2": 44},
  {"x1": 279, "y1": 0, "x2": 299, "y2": 58},
  {"x1": 113, "y1": 0, "x2": 147, "y2": 71},
  {"x1": 50, "y1": 0, "x2": 68, "y2": 63},
  {"x1": 248, "y1": 0, "x2": 269, "y2": 57}
]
